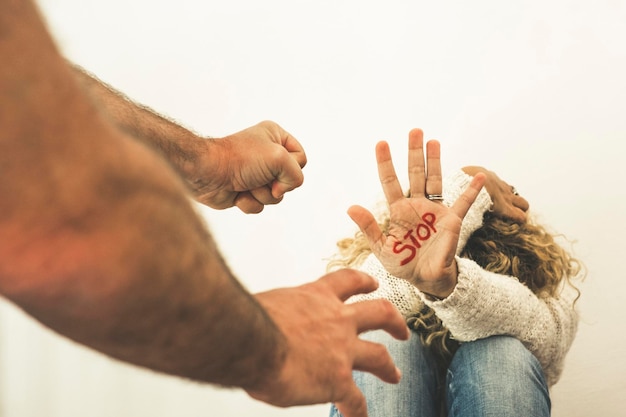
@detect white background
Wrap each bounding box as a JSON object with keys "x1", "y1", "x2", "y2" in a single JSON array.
[{"x1": 1, "y1": 0, "x2": 625, "y2": 416}]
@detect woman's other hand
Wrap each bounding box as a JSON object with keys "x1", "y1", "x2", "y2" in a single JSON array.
[{"x1": 462, "y1": 166, "x2": 529, "y2": 223}]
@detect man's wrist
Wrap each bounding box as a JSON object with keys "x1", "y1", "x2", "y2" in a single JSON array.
[{"x1": 238, "y1": 301, "x2": 289, "y2": 393}]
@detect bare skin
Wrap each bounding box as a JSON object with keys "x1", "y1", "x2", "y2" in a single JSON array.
[
  {"x1": 347, "y1": 129, "x2": 487, "y2": 299},
  {"x1": 0, "y1": 2, "x2": 408, "y2": 416},
  {"x1": 72, "y1": 66, "x2": 307, "y2": 214},
  {"x1": 462, "y1": 166, "x2": 529, "y2": 223}
]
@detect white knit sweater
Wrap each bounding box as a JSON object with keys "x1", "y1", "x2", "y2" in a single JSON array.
[{"x1": 350, "y1": 171, "x2": 580, "y2": 386}]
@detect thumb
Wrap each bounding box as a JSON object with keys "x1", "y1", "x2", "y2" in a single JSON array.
[
  {"x1": 347, "y1": 205, "x2": 385, "y2": 250},
  {"x1": 450, "y1": 173, "x2": 486, "y2": 220}
]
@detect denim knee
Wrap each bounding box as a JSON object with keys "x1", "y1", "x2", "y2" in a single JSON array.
[
  {"x1": 446, "y1": 336, "x2": 550, "y2": 417},
  {"x1": 330, "y1": 330, "x2": 440, "y2": 417}
]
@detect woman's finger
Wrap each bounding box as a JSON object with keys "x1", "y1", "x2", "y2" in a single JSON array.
[
  {"x1": 408, "y1": 128, "x2": 427, "y2": 199},
  {"x1": 425, "y1": 139, "x2": 442, "y2": 198},
  {"x1": 450, "y1": 174, "x2": 486, "y2": 219},
  {"x1": 347, "y1": 205, "x2": 385, "y2": 254},
  {"x1": 376, "y1": 141, "x2": 405, "y2": 204}
]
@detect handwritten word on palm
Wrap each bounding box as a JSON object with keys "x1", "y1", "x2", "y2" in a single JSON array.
[{"x1": 347, "y1": 129, "x2": 485, "y2": 297}]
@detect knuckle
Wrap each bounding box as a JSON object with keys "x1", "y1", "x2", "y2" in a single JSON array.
[
  {"x1": 457, "y1": 193, "x2": 472, "y2": 206},
  {"x1": 335, "y1": 364, "x2": 354, "y2": 385},
  {"x1": 299, "y1": 152, "x2": 308, "y2": 167},
  {"x1": 375, "y1": 298, "x2": 401, "y2": 320},
  {"x1": 368, "y1": 343, "x2": 390, "y2": 366},
  {"x1": 379, "y1": 173, "x2": 398, "y2": 186},
  {"x1": 258, "y1": 119, "x2": 277, "y2": 129},
  {"x1": 409, "y1": 165, "x2": 426, "y2": 175},
  {"x1": 289, "y1": 168, "x2": 305, "y2": 187}
]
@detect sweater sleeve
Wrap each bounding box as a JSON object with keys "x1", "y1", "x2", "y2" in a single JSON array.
[
  {"x1": 424, "y1": 257, "x2": 579, "y2": 386},
  {"x1": 346, "y1": 169, "x2": 579, "y2": 386},
  {"x1": 346, "y1": 254, "x2": 425, "y2": 318},
  {"x1": 433, "y1": 170, "x2": 579, "y2": 386},
  {"x1": 345, "y1": 169, "x2": 488, "y2": 314},
  {"x1": 442, "y1": 170, "x2": 493, "y2": 256}
]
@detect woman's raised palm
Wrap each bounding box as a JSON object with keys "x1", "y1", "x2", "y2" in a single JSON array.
[{"x1": 348, "y1": 129, "x2": 485, "y2": 298}]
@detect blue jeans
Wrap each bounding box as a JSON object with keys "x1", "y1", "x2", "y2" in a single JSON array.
[{"x1": 329, "y1": 331, "x2": 550, "y2": 417}]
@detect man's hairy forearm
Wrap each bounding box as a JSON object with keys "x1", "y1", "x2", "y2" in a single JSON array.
[
  {"x1": 0, "y1": 0, "x2": 283, "y2": 390},
  {"x1": 71, "y1": 64, "x2": 208, "y2": 181}
]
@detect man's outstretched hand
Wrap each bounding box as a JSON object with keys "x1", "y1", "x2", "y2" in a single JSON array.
[{"x1": 248, "y1": 269, "x2": 409, "y2": 417}]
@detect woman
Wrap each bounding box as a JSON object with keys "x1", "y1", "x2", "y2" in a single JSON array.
[{"x1": 328, "y1": 129, "x2": 583, "y2": 417}]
